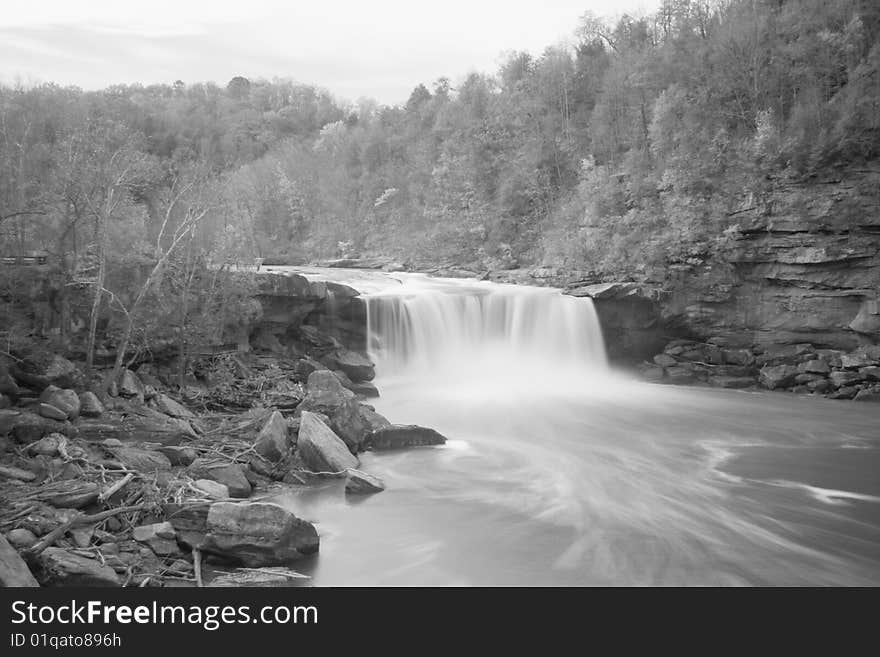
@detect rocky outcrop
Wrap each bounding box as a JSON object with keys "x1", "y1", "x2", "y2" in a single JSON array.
[{"x1": 254, "y1": 411, "x2": 290, "y2": 462}]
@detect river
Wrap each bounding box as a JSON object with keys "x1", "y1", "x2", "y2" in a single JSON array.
[{"x1": 269, "y1": 270, "x2": 880, "y2": 586}]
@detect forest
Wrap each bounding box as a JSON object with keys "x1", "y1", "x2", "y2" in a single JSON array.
[{"x1": 1, "y1": 0, "x2": 879, "y2": 364}]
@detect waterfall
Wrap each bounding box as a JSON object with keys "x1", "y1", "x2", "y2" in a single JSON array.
[{"x1": 364, "y1": 275, "x2": 607, "y2": 392}]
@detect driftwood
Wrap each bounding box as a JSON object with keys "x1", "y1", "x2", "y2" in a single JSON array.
[{"x1": 24, "y1": 504, "x2": 147, "y2": 560}]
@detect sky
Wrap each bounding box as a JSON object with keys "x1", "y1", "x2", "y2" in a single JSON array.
[{"x1": 0, "y1": 0, "x2": 660, "y2": 106}]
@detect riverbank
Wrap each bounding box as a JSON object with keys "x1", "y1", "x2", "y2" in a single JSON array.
[{"x1": 0, "y1": 272, "x2": 447, "y2": 587}]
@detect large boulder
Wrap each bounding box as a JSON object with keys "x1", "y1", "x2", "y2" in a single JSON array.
[
  {"x1": 39, "y1": 386, "x2": 81, "y2": 420},
  {"x1": 298, "y1": 370, "x2": 369, "y2": 450},
  {"x1": 254, "y1": 411, "x2": 290, "y2": 462},
  {"x1": 34, "y1": 547, "x2": 119, "y2": 586},
  {"x1": 78, "y1": 391, "x2": 104, "y2": 418},
  {"x1": 297, "y1": 411, "x2": 359, "y2": 473},
  {"x1": 758, "y1": 364, "x2": 799, "y2": 389},
  {"x1": 358, "y1": 404, "x2": 391, "y2": 433},
  {"x1": 166, "y1": 501, "x2": 318, "y2": 566},
  {"x1": 0, "y1": 534, "x2": 39, "y2": 587},
  {"x1": 321, "y1": 349, "x2": 375, "y2": 382},
  {"x1": 188, "y1": 459, "x2": 251, "y2": 498},
  {"x1": 366, "y1": 425, "x2": 447, "y2": 450},
  {"x1": 11, "y1": 352, "x2": 81, "y2": 390},
  {"x1": 830, "y1": 370, "x2": 863, "y2": 388},
  {"x1": 118, "y1": 369, "x2": 145, "y2": 400},
  {"x1": 345, "y1": 469, "x2": 385, "y2": 495}
]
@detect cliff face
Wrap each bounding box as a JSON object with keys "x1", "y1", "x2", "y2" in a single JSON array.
[{"x1": 663, "y1": 167, "x2": 880, "y2": 350}]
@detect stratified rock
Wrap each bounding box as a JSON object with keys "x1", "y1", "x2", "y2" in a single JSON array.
[
  {"x1": 110, "y1": 447, "x2": 172, "y2": 473},
  {"x1": 795, "y1": 373, "x2": 825, "y2": 384},
  {"x1": 39, "y1": 403, "x2": 68, "y2": 421},
  {"x1": 193, "y1": 479, "x2": 229, "y2": 499},
  {"x1": 348, "y1": 381, "x2": 380, "y2": 398},
  {"x1": 841, "y1": 352, "x2": 872, "y2": 369},
  {"x1": 807, "y1": 379, "x2": 833, "y2": 393},
  {"x1": 118, "y1": 369, "x2": 145, "y2": 399},
  {"x1": 830, "y1": 371, "x2": 863, "y2": 388},
  {"x1": 828, "y1": 386, "x2": 859, "y2": 400},
  {"x1": 35, "y1": 547, "x2": 119, "y2": 586},
  {"x1": 254, "y1": 411, "x2": 289, "y2": 462},
  {"x1": 188, "y1": 459, "x2": 251, "y2": 498},
  {"x1": 7, "y1": 410, "x2": 72, "y2": 443},
  {"x1": 722, "y1": 349, "x2": 755, "y2": 366},
  {"x1": 367, "y1": 425, "x2": 447, "y2": 450},
  {"x1": 861, "y1": 366, "x2": 880, "y2": 381},
  {"x1": 758, "y1": 364, "x2": 799, "y2": 389},
  {"x1": 11, "y1": 352, "x2": 81, "y2": 391},
  {"x1": 322, "y1": 349, "x2": 375, "y2": 382},
  {"x1": 653, "y1": 354, "x2": 677, "y2": 368},
  {"x1": 39, "y1": 386, "x2": 80, "y2": 419},
  {"x1": 800, "y1": 359, "x2": 831, "y2": 375},
  {"x1": 297, "y1": 411, "x2": 359, "y2": 473},
  {"x1": 78, "y1": 391, "x2": 104, "y2": 417},
  {"x1": 151, "y1": 393, "x2": 195, "y2": 419},
  {"x1": 345, "y1": 469, "x2": 385, "y2": 494},
  {"x1": 156, "y1": 445, "x2": 197, "y2": 466},
  {"x1": 0, "y1": 534, "x2": 39, "y2": 587},
  {"x1": 299, "y1": 370, "x2": 369, "y2": 450},
  {"x1": 169, "y1": 501, "x2": 319, "y2": 567}
]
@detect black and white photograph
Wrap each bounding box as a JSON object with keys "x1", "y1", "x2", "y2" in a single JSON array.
[{"x1": 0, "y1": 0, "x2": 878, "y2": 630}]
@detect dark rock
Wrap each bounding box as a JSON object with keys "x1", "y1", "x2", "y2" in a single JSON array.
[
  {"x1": 653, "y1": 354, "x2": 677, "y2": 368},
  {"x1": 860, "y1": 366, "x2": 880, "y2": 381},
  {"x1": 110, "y1": 447, "x2": 172, "y2": 473},
  {"x1": 854, "y1": 388, "x2": 880, "y2": 402},
  {"x1": 345, "y1": 469, "x2": 385, "y2": 494},
  {"x1": 118, "y1": 369, "x2": 145, "y2": 400},
  {"x1": 297, "y1": 411, "x2": 359, "y2": 472},
  {"x1": 5, "y1": 528, "x2": 38, "y2": 550},
  {"x1": 367, "y1": 424, "x2": 447, "y2": 450},
  {"x1": 722, "y1": 349, "x2": 755, "y2": 366},
  {"x1": 169, "y1": 501, "x2": 318, "y2": 567},
  {"x1": 322, "y1": 349, "x2": 375, "y2": 382},
  {"x1": 39, "y1": 386, "x2": 80, "y2": 419},
  {"x1": 78, "y1": 391, "x2": 104, "y2": 417},
  {"x1": 156, "y1": 445, "x2": 198, "y2": 467},
  {"x1": 27, "y1": 433, "x2": 65, "y2": 457},
  {"x1": 35, "y1": 547, "x2": 119, "y2": 586},
  {"x1": 0, "y1": 534, "x2": 39, "y2": 587},
  {"x1": 830, "y1": 370, "x2": 864, "y2": 388},
  {"x1": 348, "y1": 381, "x2": 380, "y2": 398},
  {"x1": 39, "y1": 403, "x2": 68, "y2": 421},
  {"x1": 7, "y1": 411, "x2": 73, "y2": 444},
  {"x1": 299, "y1": 370, "x2": 369, "y2": 450},
  {"x1": 710, "y1": 376, "x2": 755, "y2": 389},
  {"x1": 807, "y1": 379, "x2": 833, "y2": 393},
  {"x1": 758, "y1": 364, "x2": 799, "y2": 389},
  {"x1": 828, "y1": 386, "x2": 859, "y2": 400},
  {"x1": 151, "y1": 393, "x2": 194, "y2": 419},
  {"x1": 254, "y1": 411, "x2": 289, "y2": 462},
  {"x1": 11, "y1": 352, "x2": 81, "y2": 391},
  {"x1": 358, "y1": 404, "x2": 391, "y2": 433},
  {"x1": 188, "y1": 459, "x2": 251, "y2": 498},
  {"x1": 815, "y1": 349, "x2": 844, "y2": 368}
]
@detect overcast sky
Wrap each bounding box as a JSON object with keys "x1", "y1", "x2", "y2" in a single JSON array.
[{"x1": 0, "y1": 0, "x2": 660, "y2": 105}]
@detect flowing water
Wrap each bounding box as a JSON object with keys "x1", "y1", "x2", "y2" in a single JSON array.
[{"x1": 270, "y1": 271, "x2": 880, "y2": 586}]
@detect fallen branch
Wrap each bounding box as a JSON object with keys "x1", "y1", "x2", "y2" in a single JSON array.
[
  {"x1": 98, "y1": 473, "x2": 134, "y2": 503},
  {"x1": 24, "y1": 504, "x2": 147, "y2": 559}
]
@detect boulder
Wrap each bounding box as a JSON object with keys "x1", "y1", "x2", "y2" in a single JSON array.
[
  {"x1": 830, "y1": 371, "x2": 863, "y2": 388},
  {"x1": 78, "y1": 391, "x2": 104, "y2": 418},
  {"x1": 297, "y1": 411, "x2": 359, "y2": 473},
  {"x1": 34, "y1": 547, "x2": 119, "y2": 586},
  {"x1": 299, "y1": 370, "x2": 369, "y2": 450},
  {"x1": 758, "y1": 364, "x2": 799, "y2": 389},
  {"x1": 322, "y1": 349, "x2": 375, "y2": 382},
  {"x1": 807, "y1": 379, "x2": 833, "y2": 394},
  {"x1": 151, "y1": 393, "x2": 194, "y2": 419},
  {"x1": 828, "y1": 386, "x2": 858, "y2": 400},
  {"x1": 0, "y1": 534, "x2": 39, "y2": 587},
  {"x1": 358, "y1": 404, "x2": 391, "y2": 433},
  {"x1": 254, "y1": 411, "x2": 289, "y2": 462},
  {"x1": 39, "y1": 403, "x2": 68, "y2": 421},
  {"x1": 854, "y1": 388, "x2": 880, "y2": 403},
  {"x1": 799, "y1": 359, "x2": 831, "y2": 375},
  {"x1": 653, "y1": 354, "x2": 677, "y2": 368},
  {"x1": 345, "y1": 469, "x2": 385, "y2": 495},
  {"x1": 188, "y1": 459, "x2": 251, "y2": 498},
  {"x1": 293, "y1": 357, "x2": 327, "y2": 383},
  {"x1": 156, "y1": 445, "x2": 197, "y2": 467},
  {"x1": 111, "y1": 447, "x2": 172, "y2": 473},
  {"x1": 39, "y1": 386, "x2": 81, "y2": 419},
  {"x1": 861, "y1": 366, "x2": 880, "y2": 382},
  {"x1": 367, "y1": 425, "x2": 447, "y2": 450},
  {"x1": 841, "y1": 351, "x2": 874, "y2": 369},
  {"x1": 348, "y1": 381, "x2": 380, "y2": 398},
  {"x1": 27, "y1": 433, "x2": 65, "y2": 457},
  {"x1": 118, "y1": 369, "x2": 145, "y2": 399},
  {"x1": 7, "y1": 411, "x2": 73, "y2": 443},
  {"x1": 11, "y1": 352, "x2": 81, "y2": 391},
  {"x1": 722, "y1": 349, "x2": 755, "y2": 366},
  {"x1": 5, "y1": 528, "x2": 38, "y2": 550},
  {"x1": 168, "y1": 501, "x2": 319, "y2": 567},
  {"x1": 193, "y1": 479, "x2": 229, "y2": 499}
]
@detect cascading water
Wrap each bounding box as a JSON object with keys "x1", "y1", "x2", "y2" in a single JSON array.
[
  {"x1": 270, "y1": 268, "x2": 880, "y2": 586},
  {"x1": 364, "y1": 275, "x2": 608, "y2": 395}
]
